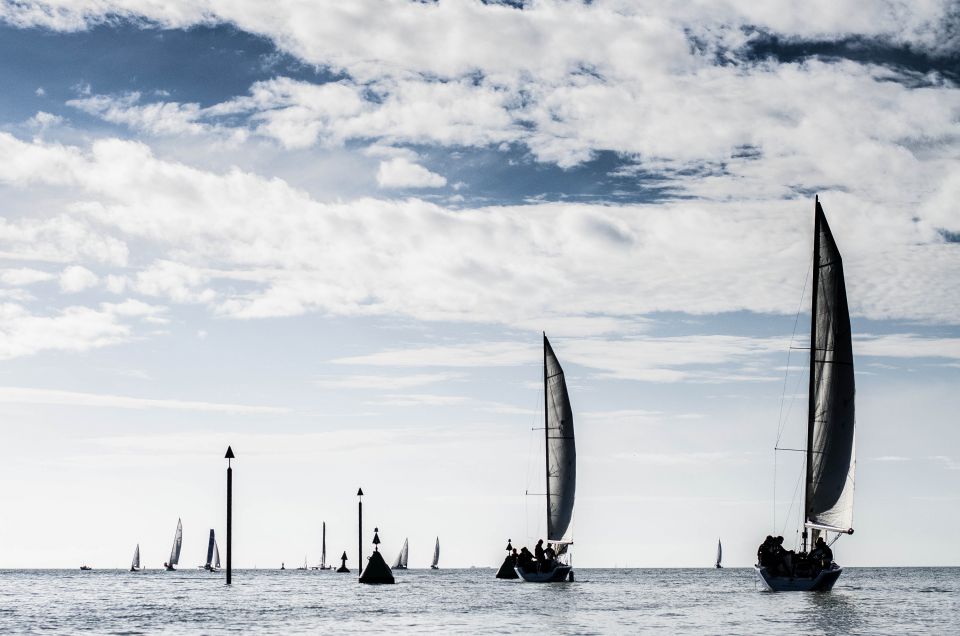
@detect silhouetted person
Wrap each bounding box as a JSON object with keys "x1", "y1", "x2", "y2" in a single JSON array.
[
  {"x1": 517, "y1": 547, "x2": 534, "y2": 569},
  {"x1": 511, "y1": 549, "x2": 519, "y2": 564},
  {"x1": 809, "y1": 537, "x2": 833, "y2": 571},
  {"x1": 757, "y1": 536, "x2": 774, "y2": 568},
  {"x1": 544, "y1": 543, "x2": 556, "y2": 561},
  {"x1": 534, "y1": 539, "x2": 545, "y2": 562}
]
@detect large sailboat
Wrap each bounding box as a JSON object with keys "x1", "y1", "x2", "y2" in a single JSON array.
[
  {"x1": 130, "y1": 544, "x2": 141, "y2": 572},
  {"x1": 164, "y1": 518, "x2": 182, "y2": 571},
  {"x1": 431, "y1": 537, "x2": 440, "y2": 570},
  {"x1": 755, "y1": 197, "x2": 856, "y2": 592},
  {"x1": 199, "y1": 529, "x2": 219, "y2": 571},
  {"x1": 516, "y1": 334, "x2": 576, "y2": 583},
  {"x1": 391, "y1": 538, "x2": 409, "y2": 570}
]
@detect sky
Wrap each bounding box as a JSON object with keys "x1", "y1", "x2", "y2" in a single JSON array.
[{"x1": 0, "y1": 0, "x2": 959, "y2": 569}]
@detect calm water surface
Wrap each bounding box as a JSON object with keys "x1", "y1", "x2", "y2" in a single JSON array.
[{"x1": 0, "y1": 567, "x2": 956, "y2": 634}]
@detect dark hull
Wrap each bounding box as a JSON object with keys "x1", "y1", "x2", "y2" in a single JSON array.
[{"x1": 755, "y1": 564, "x2": 842, "y2": 591}]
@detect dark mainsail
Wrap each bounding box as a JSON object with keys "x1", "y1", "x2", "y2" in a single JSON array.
[
  {"x1": 544, "y1": 334, "x2": 576, "y2": 543},
  {"x1": 206, "y1": 529, "x2": 216, "y2": 568},
  {"x1": 805, "y1": 199, "x2": 856, "y2": 539}
]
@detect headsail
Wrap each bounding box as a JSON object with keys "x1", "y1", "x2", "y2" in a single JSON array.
[
  {"x1": 432, "y1": 537, "x2": 440, "y2": 568},
  {"x1": 544, "y1": 334, "x2": 576, "y2": 543},
  {"x1": 214, "y1": 540, "x2": 220, "y2": 569},
  {"x1": 805, "y1": 200, "x2": 856, "y2": 539},
  {"x1": 169, "y1": 518, "x2": 183, "y2": 566},
  {"x1": 205, "y1": 529, "x2": 215, "y2": 568},
  {"x1": 132, "y1": 544, "x2": 140, "y2": 569}
]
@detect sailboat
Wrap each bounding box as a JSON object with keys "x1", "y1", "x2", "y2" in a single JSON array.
[
  {"x1": 391, "y1": 538, "x2": 409, "y2": 570},
  {"x1": 164, "y1": 518, "x2": 182, "y2": 571},
  {"x1": 516, "y1": 334, "x2": 576, "y2": 583},
  {"x1": 715, "y1": 539, "x2": 722, "y2": 569},
  {"x1": 755, "y1": 197, "x2": 856, "y2": 592},
  {"x1": 130, "y1": 544, "x2": 141, "y2": 572},
  {"x1": 199, "y1": 529, "x2": 218, "y2": 571},
  {"x1": 296, "y1": 555, "x2": 308, "y2": 570},
  {"x1": 431, "y1": 537, "x2": 440, "y2": 570},
  {"x1": 314, "y1": 521, "x2": 332, "y2": 570},
  {"x1": 212, "y1": 539, "x2": 221, "y2": 572}
]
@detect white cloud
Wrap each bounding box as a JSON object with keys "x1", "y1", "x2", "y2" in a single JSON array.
[
  {"x1": 58, "y1": 265, "x2": 99, "y2": 293},
  {"x1": 0, "y1": 386, "x2": 288, "y2": 414},
  {"x1": 0, "y1": 267, "x2": 54, "y2": 286},
  {"x1": 0, "y1": 303, "x2": 130, "y2": 359},
  {"x1": 315, "y1": 372, "x2": 462, "y2": 390},
  {"x1": 376, "y1": 157, "x2": 446, "y2": 189}
]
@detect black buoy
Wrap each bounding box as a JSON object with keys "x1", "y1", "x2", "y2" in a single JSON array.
[
  {"x1": 495, "y1": 538, "x2": 519, "y2": 579},
  {"x1": 224, "y1": 446, "x2": 234, "y2": 585},
  {"x1": 359, "y1": 528, "x2": 394, "y2": 584},
  {"x1": 337, "y1": 551, "x2": 350, "y2": 573}
]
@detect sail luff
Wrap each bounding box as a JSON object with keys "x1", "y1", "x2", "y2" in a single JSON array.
[
  {"x1": 806, "y1": 199, "x2": 857, "y2": 540},
  {"x1": 169, "y1": 518, "x2": 183, "y2": 565},
  {"x1": 543, "y1": 335, "x2": 576, "y2": 543},
  {"x1": 804, "y1": 198, "x2": 821, "y2": 553}
]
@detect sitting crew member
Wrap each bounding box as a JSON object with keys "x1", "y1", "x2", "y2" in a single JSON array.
[
  {"x1": 757, "y1": 536, "x2": 774, "y2": 568},
  {"x1": 809, "y1": 537, "x2": 833, "y2": 570},
  {"x1": 534, "y1": 539, "x2": 546, "y2": 563},
  {"x1": 517, "y1": 547, "x2": 534, "y2": 569},
  {"x1": 774, "y1": 536, "x2": 795, "y2": 575},
  {"x1": 544, "y1": 543, "x2": 557, "y2": 562}
]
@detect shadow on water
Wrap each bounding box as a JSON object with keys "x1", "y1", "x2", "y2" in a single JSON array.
[{"x1": 805, "y1": 591, "x2": 860, "y2": 633}]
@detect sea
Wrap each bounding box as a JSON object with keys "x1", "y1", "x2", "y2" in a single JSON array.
[{"x1": 0, "y1": 567, "x2": 956, "y2": 634}]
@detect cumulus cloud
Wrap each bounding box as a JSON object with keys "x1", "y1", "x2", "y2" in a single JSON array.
[
  {"x1": 58, "y1": 265, "x2": 98, "y2": 293},
  {"x1": 0, "y1": 303, "x2": 130, "y2": 359},
  {"x1": 376, "y1": 157, "x2": 446, "y2": 188}
]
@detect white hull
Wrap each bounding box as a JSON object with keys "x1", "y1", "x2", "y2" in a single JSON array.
[
  {"x1": 516, "y1": 564, "x2": 572, "y2": 583},
  {"x1": 754, "y1": 564, "x2": 842, "y2": 591}
]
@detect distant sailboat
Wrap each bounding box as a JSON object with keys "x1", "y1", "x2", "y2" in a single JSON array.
[
  {"x1": 164, "y1": 518, "x2": 182, "y2": 571},
  {"x1": 315, "y1": 521, "x2": 332, "y2": 570},
  {"x1": 199, "y1": 529, "x2": 218, "y2": 571},
  {"x1": 516, "y1": 334, "x2": 575, "y2": 583},
  {"x1": 391, "y1": 538, "x2": 409, "y2": 570},
  {"x1": 131, "y1": 544, "x2": 141, "y2": 572},
  {"x1": 431, "y1": 537, "x2": 440, "y2": 570},
  {"x1": 297, "y1": 555, "x2": 308, "y2": 571},
  {"x1": 715, "y1": 539, "x2": 722, "y2": 569},
  {"x1": 755, "y1": 197, "x2": 856, "y2": 592}
]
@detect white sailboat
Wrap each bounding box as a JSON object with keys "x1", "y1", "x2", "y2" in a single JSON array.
[
  {"x1": 164, "y1": 518, "x2": 182, "y2": 571},
  {"x1": 516, "y1": 334, "x2": 575, "y2": 583},
  {"x1": 391, "y1": 538, "x2": 409, "y2": 570},
  {"x1": 431, "y1": 537, "x2": 440, "y2": 570},
  {"x1": 755, "y1": 197, "x2": 856, "y2": 592},
  {"x1": 213, "y1": 539, "x2": 221, "y2": 572},
  {"x1": 130, "y1": 544, "x2": 141, "y2": 572},
  {"x1": 296, "y1": 555, "x2": 308, "y2": 570},
  {"x1": 715, "y1": 539, "x2": 722, "y2": 569}
]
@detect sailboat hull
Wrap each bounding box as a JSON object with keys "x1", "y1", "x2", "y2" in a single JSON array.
[
  {"x1": 515, "y1": 564, "x2": 572, "y2": 583},
  {"x1": 754, "y1": 564, "x2": 842, "y2": 592}
]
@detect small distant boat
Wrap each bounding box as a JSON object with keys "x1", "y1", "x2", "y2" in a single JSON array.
[
  {"x1": 515, "y1": 334, "x2": 575, "y2": 583},
  {"x1": 431, "y1": 537, "x2": 440, "y2": 570},
  {"x1": 755, "y1": 198, "x2": 856, "y2": 592},
  {"x1": 313, "y1": 521, "x2": 332, "y2": 570},
  {"x1": 715, "y1": 539, "x2": 722, "y2": 569},
  {"x1": 199, "y1": 529, "x2": 220, "y2": 571},
  {"x1": 131, "y1": 544, "x2": 141, "y2": 572},
  {"x1": 391, "y1": 538, "x2": 409, "y2": 570},
  {"x1": 164, "y1": 518, "x2": 182, "y2": 571},
  {"x1": 80, "y1": 565, "x2": 92, "y2": 571},
  {"x1": 296, "y1": 555, "x2": 308, "y2": 571}
]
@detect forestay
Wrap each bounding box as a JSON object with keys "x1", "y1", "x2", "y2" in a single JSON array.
[
  {"x1": 544, "y1": 335, "x2": 576, "y2": 544},
  {"x1": 806, "y1": 202, "x2": 856, "y2": 537}
]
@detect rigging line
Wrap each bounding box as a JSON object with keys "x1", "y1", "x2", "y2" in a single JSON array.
[{"x1": 774, "y1": 259, "x2": 812, "y2": 448}]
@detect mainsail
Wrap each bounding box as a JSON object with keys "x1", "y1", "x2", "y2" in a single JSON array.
[
  {"x1": 805, "y1": 200, "x2": 856, "y2": 539},
  {"x1": 432, "y1": 537, "x2": 440, "y2": 568},
  {"x1": 205, "y1": 529, "x2": 216, "y2": 568},
  {"x1": 131, "y1": 544, "x2": 140, "y2": 570},
  {"x1": 716, "y1": 539, "x2": 722, "y2": 568},
  {"x1": 392, "y1": 538, "x2": 409, "y2": 568},
  {"x1": 321, "y1": 522, "x2": 327, "y2": 569},
  {"x1": 169, "y1": 518, "x2": 183, "y2": 566},
  {"x1": 544, "y1": 334, "x2": 576, "y2": 543}
]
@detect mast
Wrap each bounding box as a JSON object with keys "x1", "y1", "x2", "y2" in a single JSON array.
[
  {"x1": 322, "y1": 522, "x2": 326, "y2": 568},
  {"x1": 804, "y1": 196, "x2": 821, "y2": 555},
  {"x1": 543, "y1": 332, "x2": 551, "y2": 537}
]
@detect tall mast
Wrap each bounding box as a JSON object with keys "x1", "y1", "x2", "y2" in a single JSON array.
[
  {"x1": 322, "y1": 521, "x2": 326, "y2": 568},
  {"x1": 543, "y1": 332, "x2": 551, "y2": 538},
  {"x1": 804, "y1": 196, "x2": 821, "y2": 554}
]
